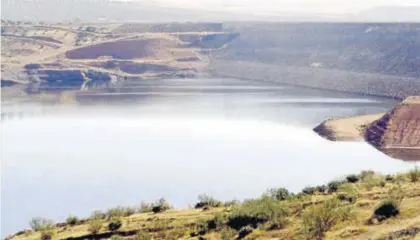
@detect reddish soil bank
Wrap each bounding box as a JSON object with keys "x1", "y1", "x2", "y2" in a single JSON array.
[
  {"x1": 65, "y1": 38, "x2": 177, "y2": 60},
  {"x1": 365, "y1": 97, "x2": 420, "y2": 161}
]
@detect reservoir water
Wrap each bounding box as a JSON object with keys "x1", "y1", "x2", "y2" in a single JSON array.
[{"x1": 1, "y1": 78, "x2": 415, "y2": 236}]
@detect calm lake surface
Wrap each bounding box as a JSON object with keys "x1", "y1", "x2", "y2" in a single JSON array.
[{"x1": 1, "y1": 78, "x2": 415, "y2": 236}]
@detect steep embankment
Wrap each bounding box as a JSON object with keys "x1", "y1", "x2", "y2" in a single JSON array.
[
  {"x1": 210, "y1": 23, "x2": 420, "y2": 99},
  {"x1": 313, "y1": 96, "x2": 420, "y2": 161},
  {"x1": 364, "y1": 96, "x2": 420, "y2": 161},
  {"x1": 210, "y1": 60, "x2": 420, "y2": 100}
]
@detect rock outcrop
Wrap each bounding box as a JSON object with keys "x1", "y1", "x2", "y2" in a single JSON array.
[
  {"x1": 314, "y1": 96, "x2": 420, "y2": 161},
  {"x1": 364, "y1": 96, "x2": 420, "y2": 161}
]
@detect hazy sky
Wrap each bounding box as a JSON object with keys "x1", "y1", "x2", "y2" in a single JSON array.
[{"x1": 144, "y1": 0, "x2": 420, "y2": 14}]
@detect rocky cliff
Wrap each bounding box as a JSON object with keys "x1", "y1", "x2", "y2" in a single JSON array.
[{"x1": 314, "y1": 96, "x2": 420, "y2": 161}]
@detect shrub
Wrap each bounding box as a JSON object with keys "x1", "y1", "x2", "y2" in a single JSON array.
[
  {"x1": 300, "y1": 198, "x2": 351, "y2": 239},
  {"x1": 88, "y1": 219, "x2": 102, "y2": 234},
  {"x1": 122, "y1": 207, "x2": 136, "y2": 217},
  {"x1": 387, "y1": 185, "x2": 405, "y2": 205},
  {"x1": 238, "y1": 226, "x2": 253, "y2": 239},
  {"x1": 264, "y1": 187, "x2": 291, "y2": 201},
  {"x1": 40, "y1": 229, "x2": 55, "y2": 240},
  {"x1": 385, "y1": 174, "x2": 394, "y2": 181},
  {"x1": 327, "y1": 180, "x2": 344, "y2": 194},
  {"x1": 220, "y1": 227, "x2": 236, "y2": 240},
  {"x1": 359, "y1": 170, "x2": 375, "y2": 180},
  {"x1": 362, "y1": 174, "x2": 384, "y2": 191},
  {"x1": 29, "y1": 218, "x2": 55, "y2": 231},
  {"x1": 228, "y1": 197, "x2": 290, "y2": 230},
  {"x1": 108, "y1": 218, "x2": 122, "y2": 231},
  {"x1": 316, "y1": 185, "x2": 327, "y2": 194},
  {"x1": 302, "y1": 187, "x2": 316, "y2": 195},
  {"x1": 90, "y1": 210, "x2": 106, "y2": 220},
  {"x1": 220, "y1": 229, "x2": 236, "y2": 240},
  {"x1": 373, "y1": 199, "x2": 400, "y2": 221},
  {"x1": 408, "y1": 167, "x2": 420, "y2": 182},
  {"x1": 107, "y1": 207, "x2": 125, "y2": 219},
  {"x1": 65, "y1": 215, "x2": 79, "y2": 226},
  {"x1": 135, "y1": 230, "x2": 152, "y2": 240},
  {"x1": 346, "y1": 174, "x2": 360, "y2": 183},
  {"x1": 207, "y1": 213, "x2": 227, "y2": 230},
  {"x1": 138, "y1": 201, "x2": 153, "y2": 213},
  {"x1": 338, "y1": 183, "x2": 358, "y2": 203},
  {"x1": 224, "y1": 200, "x2": 240, "y2": 207},
  {"x1": 195, "y1": 194, "x2": 223, "y2": 209},
  {"x1": 152, "y1": 198, "x2": 171, "y2": 213}
]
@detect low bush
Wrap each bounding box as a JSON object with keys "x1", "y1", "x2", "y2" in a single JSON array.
[
  {"x1": 301, "y1": 187, "x2": 316, "y2": 195},
  {"x1": 138, "y1": 201, "x2": 153, "y2": 213},
  {"x1": 195, "y1": 194, "x2": 223, "y2": 209},
  {"x1": 263, "y1": 187, "x2": 291, "y2": 201},
  {"x1": 40, "y1": 229, "x2": 55, "y2": 240},
  {"x1": 346, "y1": 174, "x2": 360, "y2": 183},
  {"x1": 388, "y1": 185, "x2": 405, "y2": 205},
  {"x1": 87, "y1": 219, "x2": 102, "y2": 234},
  {"x1": 227, "y1": 197, "x2": 290, "y2": 230},
  {"x1": 338, "y1": 183, "x2": 358, "y2": 203},
  {"x1": 359, "y1": 170, "x2": 375, "y2": 180},
  {"x1": 220, "y1": 227, "x2": 236, "y2": 240},
  {"x1": 108, "y1": 218, "x2": 122, "y2": 231},
  {"x1": 373, "y1": 199, "x2": 400, "y2": 221},
  {"x1": 408, "y1": 167, "x2": 420, "y2": 182},
  {"x1": 152, "y1": 198, "x2": 171, "y2": 213},
  {"x1": 238, "y1": 226, "x2": 253, "y2": 239},
  {"x1": 29, "y1": 218, "x2": 55, "y2": 231},
  {"x1": 300, "y1": 198, "x2": 352, "y2": 239},
  {"x1": 207, "y1": 213, "x2": 228, "y2": 231},
  {"x1": 65, "y1": 215, "x2": 79, "y2": 226},
  {"x1": 224, "y1": 200, "x2": 241, "y2": 208},
  {"x1": 327, "y1": 180, "x2": 344, "y2": 194},
  {"x1": 90, "y1": 210, "x2": 106, "y2": 220},
  {"x1": 122, "y1": 207, "x2": 136, "y2": 217},
  {"x1": 385, "y1": 174, "x2": 394, "y2": 181},
  {"x1": 362, "y1": 174, "x2": 384, "y2": 191},
  {"x1": 316, "y1": 185, "x2": 327, "y2": 194},
  {"x1": 107, "y1": 207, "x2": 125, "y2": 219}
]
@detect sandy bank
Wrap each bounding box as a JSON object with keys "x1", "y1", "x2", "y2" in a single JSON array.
[
  {"x1": 314, "y1": 96, "x2": 420, "y2": 161},
  {"x1": 313, "y1": 113, "x2": 384, "y2": 141}
]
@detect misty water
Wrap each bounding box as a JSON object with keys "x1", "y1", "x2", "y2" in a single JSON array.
[{"x1": 1, "y1": 78, "x2": 415, "y2": 236}]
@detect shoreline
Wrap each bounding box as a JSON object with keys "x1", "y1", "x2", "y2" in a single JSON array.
[
  {"x1": 210, "y1": 60, "x2": 420, "y2": 100},
  {"x1": 313, "y1": 96, "x2": 420, "y2": 161}
]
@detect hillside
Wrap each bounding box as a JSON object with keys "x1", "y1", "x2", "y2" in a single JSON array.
[
  {"x1": 313, "y1": 97, "x2": 420, "y2": 161},
  {"x1": 6, "y1": 170, "x2": 420, "y2": 240},
  {"x1": 1, "y1": 21, "x2": 238, "y2": 101},
  {"x1": 3, "y1": 22, "x2": 420, "y2": 102},
  {"x1": 364, "y1": 97, "x2": 420, "y2": 161}
]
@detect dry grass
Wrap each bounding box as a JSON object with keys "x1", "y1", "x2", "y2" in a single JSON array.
[{"x1": 8, "y1": 171, "x2": 420, "y2": 240}]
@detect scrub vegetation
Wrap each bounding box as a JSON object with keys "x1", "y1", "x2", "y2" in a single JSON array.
[{"x1": 7, "y1": 169, "x2": 420, "y2": 240}]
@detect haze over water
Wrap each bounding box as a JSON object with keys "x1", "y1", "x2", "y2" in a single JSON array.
[{"x1": 1, "y1": 78, "x2": 414, "y2": 236}]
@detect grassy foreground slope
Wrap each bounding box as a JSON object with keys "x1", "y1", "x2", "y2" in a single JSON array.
[{"x1": 8, "y1": 170, "x2": 420, "y2": 240}]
